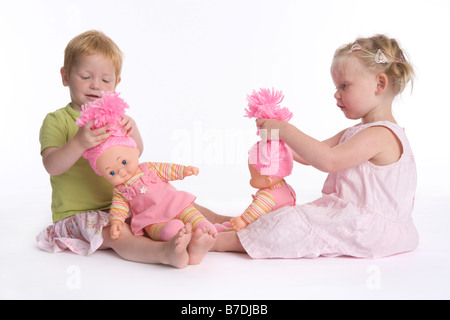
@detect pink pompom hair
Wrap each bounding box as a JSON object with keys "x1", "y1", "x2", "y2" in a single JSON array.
[
  {"x1": 76, "y1": 91, "x2": 129, "y2": 133},
  {"x1": 76, "y1": 92, "x2": 136, "y2": 175},
  {"x1": 245, "y1": 88, "x2": 294, "y2": 178},
  {"x1": 245, "y1": 88, "x2": 293, "y2": 122}
]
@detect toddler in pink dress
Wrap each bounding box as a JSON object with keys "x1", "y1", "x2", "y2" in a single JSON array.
[
  {"x1": 212, "y1": 35, "x2": 419, "y2": 259},
  {"x1": 239, "y1": 120, "x2": 418, "y2": 258}
]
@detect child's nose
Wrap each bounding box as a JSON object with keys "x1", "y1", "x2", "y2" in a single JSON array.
[
  {"x1": 334, "y1": 90, "x2": 341, "y2": 100},
  {"x1": 89, "y1": 79, "x2": 100, "y2": 90}
]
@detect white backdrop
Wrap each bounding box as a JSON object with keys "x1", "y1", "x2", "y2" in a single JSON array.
[{"x1": 1, "y1": 0, "x2": 449, "y2": 299}]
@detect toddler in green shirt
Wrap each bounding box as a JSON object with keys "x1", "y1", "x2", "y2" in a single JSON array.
[{"x1": 37, "y1": 30, "x2": 223, "y2": 267}]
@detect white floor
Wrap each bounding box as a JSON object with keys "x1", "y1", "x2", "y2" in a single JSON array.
[
  {"x1": 2, "y1": 0, "x2": 450, "y2": 302},
  {"x1": 1, "y1": 188, "x2": 449, "y2": 300}
]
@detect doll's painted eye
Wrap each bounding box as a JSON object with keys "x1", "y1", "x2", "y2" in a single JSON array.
[
  {"x1": 110, "y1": 171, "x2": 116, "y2": 176},
  {"x1": 122, "y1": 160, "x2": 127, "y2": 165}
]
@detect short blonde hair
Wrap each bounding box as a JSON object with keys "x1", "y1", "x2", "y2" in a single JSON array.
[
  {"x1": 63, "y1": 30, "x2": 123, "y2": 84},
  {"x1": 334, "y1": 34, "x2": 415, "y2": 95}
]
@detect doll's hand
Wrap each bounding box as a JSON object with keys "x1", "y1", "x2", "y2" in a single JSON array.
[
  {"x1": 110, "y1": 221, "x2": 123, "y2": 240},
  {"x1": 183, "y1": 166, "x2": 199, "y2": 177},
  {"x1": 230, "y1": 216, "x2": 248, "y2": 231}
]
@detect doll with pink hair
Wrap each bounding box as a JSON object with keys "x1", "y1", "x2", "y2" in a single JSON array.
[
  {"x1": 230, "y1": 88, "x2": 296, "y2": 231},
  {"x1": 77, "y1": 92, "x2": 217, "y2": 250}
]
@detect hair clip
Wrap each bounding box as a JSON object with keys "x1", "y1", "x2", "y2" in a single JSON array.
[
  {"x1": 394, "y1": 52, "x2": 406, "y2": 63},
  {"x1": 375, "y1": 49, "x2": 387, "y2": 64},
  {"x1": 350, "y1": 43, "x2": 361, "y2": 52}
]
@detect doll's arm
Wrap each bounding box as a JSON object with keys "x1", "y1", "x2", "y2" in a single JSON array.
[
  {"x1": 231, "y1": 191, "x2": 275, "y2": 231},
  {"x1": 110, "y1": 220, "x2": 123, "y2": 240},
  {"x1": 148, "y1": 162, "x2": 198, "y2": 182},
  {"x1": 183, "y1": 166, "x2": 199, "y2": 177},
  {"x1": 109, "y1": 189, "x2": 130, "y2": 240}
]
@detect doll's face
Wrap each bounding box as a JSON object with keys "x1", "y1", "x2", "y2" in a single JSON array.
[{"x1": 96, "y1": 145, "x2": 140, "y2": 186}]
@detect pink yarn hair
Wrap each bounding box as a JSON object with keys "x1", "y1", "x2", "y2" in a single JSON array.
[
  {"x1": 245, "y1": 88, "x2": 293, "y2": 178},
  {"x1": 245, "y1": 88, "x2": 293, "y2": 122},
  {"x1": 76, "y1": 92, "x2": 136, "y2": 175}
]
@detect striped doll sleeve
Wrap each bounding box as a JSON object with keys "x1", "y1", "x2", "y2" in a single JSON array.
[
  {"x1": 109, "y1": 188, "x2": 130, "y2": 224},
  {"x1": 241, "y1": 190, "x2": 276, "y2": 224},
  {"x1": 147, "y1": 162, "x2": 185, "y2": 182}
]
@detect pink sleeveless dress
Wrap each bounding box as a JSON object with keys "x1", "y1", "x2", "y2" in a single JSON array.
[{"x1": 238, "y1": 121, "x2": 419, "y2": 259}]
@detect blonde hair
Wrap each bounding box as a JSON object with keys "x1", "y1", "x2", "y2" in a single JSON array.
[
  {"x1": 334, "y1": 34, "x2": 415, "y2": 95},
  {"x1": 63, "y1": 30, "x2": 123, "y2": 84}
]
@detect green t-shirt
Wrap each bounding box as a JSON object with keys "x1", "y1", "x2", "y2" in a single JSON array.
[{"x1": 39, "y1": 104, "x2": 114, "y2": 223}]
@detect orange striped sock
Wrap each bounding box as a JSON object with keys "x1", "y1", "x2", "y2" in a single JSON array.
[{"x1": 175, "y1": 204, "x2": 215, "y2": 232}]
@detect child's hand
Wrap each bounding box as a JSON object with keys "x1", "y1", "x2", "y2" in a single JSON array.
[
  {"x1": 110, "y1": 221, "x2": 123, "y2": 240},
  {"x1": 256, "y1": 119, "x2": 287, "y2": 141},
  {"x1": 121, "y1": 115, "x2": 144, "y2": 156},
  {"x1": 74, "y1": 120, "x2": 112, "y2": 150},
  {"x1": 230, "y1": 216, "x2": 248, "y2": 231},
  {"x1": 183, "y1": 166, "x2": 199, "y2": 177},
  {"x1": 121, "y1": 115, "x2": 137, "y2": 137}
]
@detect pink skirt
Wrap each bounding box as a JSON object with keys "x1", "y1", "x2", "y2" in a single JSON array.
[
  {"x1": 237, "y1": 201, "x2": 419, "y2": 259},
  {"x1": 36, "y1": 211, "x2": 109, "y2": 256}
]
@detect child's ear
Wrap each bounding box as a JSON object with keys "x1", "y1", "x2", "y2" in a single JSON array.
[
  {"x1": 115, "y1": 77, "x2": 121, "y2": 89},
  {"x1": 376, "y1": 73, "x2": 389, "y2": 94},
  {"x1": 265, "y1": 176, "x2": 273, "y2": 186},
  {"x1": 61, "y1": 67, "x2": 69, "y2": 87}
]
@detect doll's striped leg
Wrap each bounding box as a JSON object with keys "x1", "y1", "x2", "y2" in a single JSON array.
[
  {"x1": 176, "y1": 204, "x2": 217, "y2": 233},
  {"x1": 145, "y1": 220, "x2": 185, "y2": 241}
]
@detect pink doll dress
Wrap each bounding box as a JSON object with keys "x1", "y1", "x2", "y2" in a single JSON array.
[
  {"x1": 238, "y1": 121, "x2": 419, "y2": 259},
  {"x1": 116, "y1": 163, "x2": 196, "y2": 236}
]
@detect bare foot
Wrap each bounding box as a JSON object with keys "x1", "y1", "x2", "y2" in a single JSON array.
[
  {"x1": 187, "y1": 227, "x2": 217, "y2": 265},
  {"x1": 165, "y1": 223, "x2": 192, "y2": 268}
]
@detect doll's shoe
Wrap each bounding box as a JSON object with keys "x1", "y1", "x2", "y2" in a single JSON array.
[{"x1": 159, "y1": 220, "x2": 185, "y2": 241}]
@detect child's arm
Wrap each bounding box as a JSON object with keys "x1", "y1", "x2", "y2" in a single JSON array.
[
  {"x1": 261, "y1": 123, "x2": 346, "y2": 166},
  {"x1": 291, "y1": 128, "x2": 346, "y2": 165},
  {"x1": 42, "y1": 121, "x2": 112, "y2": 176},
  {"x1": 290, "y1": 149, "x2": 309, "y2": 165},
  {"x1": 257, "y1": 119, "x2": 393, "y2": 173}
]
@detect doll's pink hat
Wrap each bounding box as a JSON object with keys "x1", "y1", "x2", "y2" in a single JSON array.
[
  {"x1": 76, "y1": 92, "x2": 136, "y2": 175},
  {"x1": 248, "y1": 140, "x2": 293, "y2": 178},
  {"x1": 245, "y1": 88, "x2": 293, "y2": 178}
]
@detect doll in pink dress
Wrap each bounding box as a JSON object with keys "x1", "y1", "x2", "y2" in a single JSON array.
[
  {"x1": 77, "y1": 92, "x2": 217, "y2": 242},
  {"x1": 231, "y1": 88, "x2": 297, "y2": 231}
]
